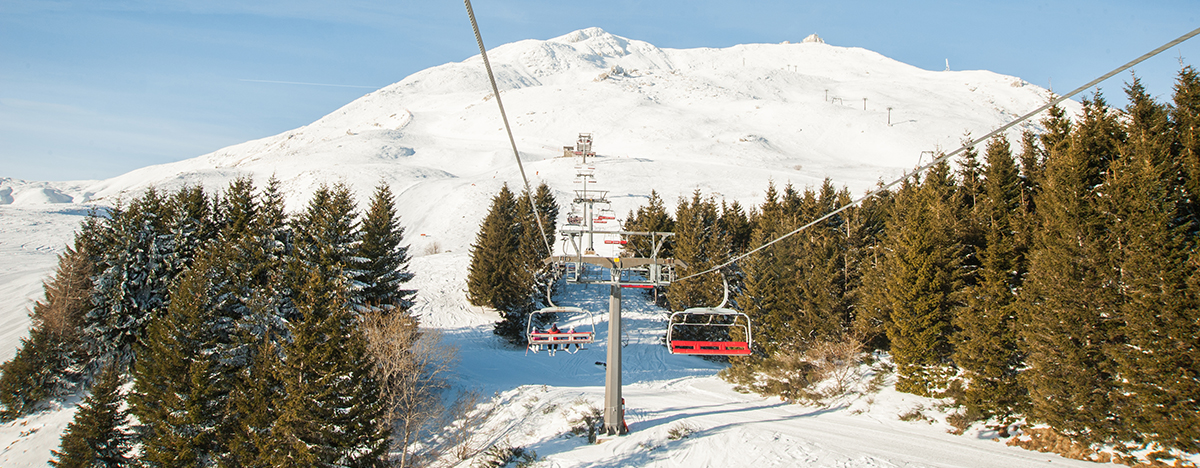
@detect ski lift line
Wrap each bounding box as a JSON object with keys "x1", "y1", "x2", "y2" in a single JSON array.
[
  {"x1": 463, "y1": 0, "x2": 554, "y2": 258},
  {"x1": 674, "y1": 26, "x2": 1200, "y2": 285}
]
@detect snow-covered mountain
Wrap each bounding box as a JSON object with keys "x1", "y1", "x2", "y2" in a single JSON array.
[
  {"x1": 2, "y1": 28, "x2": 1063, "y2": 251},
  {"x1": 0, "y1": 28, "x2": 1098, "y2": 467}
]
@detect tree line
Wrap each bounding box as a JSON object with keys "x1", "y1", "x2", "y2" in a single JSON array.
[
  {"x1": 626, "y1": 71, "x2": 1200, "y2": 456},
  {"x1": 0, "y1": 177, "x2": 441, "y2": 467}
]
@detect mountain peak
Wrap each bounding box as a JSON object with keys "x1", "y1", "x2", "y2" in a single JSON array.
[{"x1": 552, "y1": 27, "x2": 615, "y2": 44}]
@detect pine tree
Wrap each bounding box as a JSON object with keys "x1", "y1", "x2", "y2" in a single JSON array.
[
  {"x1": 1173, "y1": 65, "x2": 1200, "y2": 228},
  {"x1": 131, "y1": 246, "x2": 237, "y2": 467},
  {"x1": 234, "y1": 176, "x2": 294, "y2": 340},
  {"x1": 269, "y1": 261, "x2": 390, "y2": 467},
  {"x1": 0, "y1": 240, "x2": 93, "y2": 420},
  {"x1": 87, "y1": 188, "x2": 183, "y2": 366},
  {"x1": 1020, "y1": 93, "x2": 1125, "y2": 444},
  {"x1": 953, "y1": 135, "x2": 1027, "y2": 427},
  {"x1": 292, "y1": 183, "x2": 362, "y2": 315},
  {"x1": 1108, "y1": 76, "x2": 1199, "y2": 452},
  {"x1": 720, "y1": 200, "x2": 752, "y2": 255},
  {"x1": 169, "y1": 185, "x2": 216, "y2": 273},
  {"x1": 50, "y1": 363, "x2": 133, "y2": 468},
  {"x1": 738, "y1": 181, "x2": 800, "y2": 356},
  {"x1": 666, "y1": 191, "x2": 728, "y2": 311},
  {"x1": 357, "y1": 183, "x2": 416, "y2": 315},
  {"x1": 790, "y1": 180, "x2": 852, "y2": 348},
  {"x1": 622, "y1": 190, "x2": 674, "y2": 258},
  {"x1": 224, "y1": 337, "x2": 284, "y2": 468},
  {"x1": 215, "y1": 177, "x2": 258, "y2": 239},
  {"x1": 467, "y1": 184, "x2": 533, "y2": 344},
  {"x1": 880, "y1": 163, "x2": 960, "y2": 396},
  {"x1": 954, "y1": 141, "x2": 986, "y2": 291},
  {"x1": 514, "y1": 184, "x2": 557, "y2": 309},
  {"x1": 851, "y1": 182, "x2": 895, "y2": 351},
  {"x1": 531, "y1": 182, "x2": 560, "y2": 257}
]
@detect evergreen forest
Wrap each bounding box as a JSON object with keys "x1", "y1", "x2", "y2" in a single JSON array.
[
  {"x1": 0, "y1": 177, "x2": 456, "y2": 467},
  {"x1": 624, "y1": 71, "x2": 1200, "y2": 457}
]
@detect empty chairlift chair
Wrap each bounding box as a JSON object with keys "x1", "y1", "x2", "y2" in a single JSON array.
[
  {"x1": 526, "y1": 306, "x2": 596, "y2": 356},
  {"x1": 666, "y1": 308, "x2": 752, "y2": 356}
]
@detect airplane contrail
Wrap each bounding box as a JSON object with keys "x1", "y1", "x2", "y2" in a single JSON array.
[{"x1": 239, "y1": 79, "x2": 380, "y2": 89}]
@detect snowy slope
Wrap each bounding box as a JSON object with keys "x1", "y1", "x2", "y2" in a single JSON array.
[{"x1": 0, "y1": 28, "x2": 1096, "y2": 467}]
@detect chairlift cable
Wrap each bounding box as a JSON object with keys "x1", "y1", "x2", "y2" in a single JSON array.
[
  {"x1": 463, "y1": 0, "x2": 554, "y2": 258},
  {"x1": 674, "y1": 26, "x2": 1200, "y2": 284}
]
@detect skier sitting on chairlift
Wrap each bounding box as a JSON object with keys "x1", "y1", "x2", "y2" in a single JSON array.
[{"x1": 549, "y1": 324, "x2": 560, "y2": 351}]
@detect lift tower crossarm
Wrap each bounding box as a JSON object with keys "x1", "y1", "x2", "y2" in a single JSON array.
[{"x1": 543, "y1": 256, "x2": 687, "y2": 270}]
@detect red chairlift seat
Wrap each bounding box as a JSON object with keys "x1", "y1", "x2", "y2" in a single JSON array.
[
  {"x1": 666, "y1": 308, "x2": 753, "y2": 357},
  {"x1": 669, "y1": 340, "x2": 751, "y2": 355}
]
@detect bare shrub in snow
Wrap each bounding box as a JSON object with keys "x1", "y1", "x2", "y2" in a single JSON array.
[
  {"x1": 666, "y1": 421, "x2": 697, "y2": 440},
  {"x1": 473, "y1": 440, "x2": 537, "y2": 468},
  {"x1": 720, "y1": 338, "x2": 865, "y2": 404},
  {"x1": 897, "y1": 408, "x2": 928, "y2": 423},
  {"x1": 362, "y1": 312, "x2": 459, "y2": 467},
  {"x1": 568, "y1": 405, "x2": 604, "y2": 444}
]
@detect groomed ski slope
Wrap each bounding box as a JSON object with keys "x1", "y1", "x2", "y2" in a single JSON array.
[
  {"x1": 406, "y1": 252, "x2": 1098, "y2": 468},
  {"x1": 0, "y1": 28, "x2": 1104, "y2": 466}
]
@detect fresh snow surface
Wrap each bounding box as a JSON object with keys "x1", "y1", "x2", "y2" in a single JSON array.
[{"x1": 1, "y1": 28, "x2": 1096, "y2": 466}]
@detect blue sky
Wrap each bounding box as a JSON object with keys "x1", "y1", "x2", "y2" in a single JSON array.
[{"x1": 2, "y1": 1, "x2": 1198, "y2": 181}]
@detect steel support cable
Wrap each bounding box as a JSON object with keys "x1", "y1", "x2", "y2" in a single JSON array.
[
  {"x1": 675, "y1": 26, "x2": 1200, "y2": 284},
  {"x1": 463, "y1": 0, "x2": 554, "y2": 258}
]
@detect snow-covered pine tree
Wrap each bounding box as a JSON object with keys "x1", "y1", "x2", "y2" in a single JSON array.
[
  {"x1": 231, "y1": 176, "x2": 293, "y2": 339},
  {"x1": 357, "y1": 182, "x2": 416, "y2": 315},
  {"x1": 291, "y1": 183, "x2": 362, "y2": 315},
  {"x1": 87, "y1": 188, "x2": 182, "y2": 367},
  {"x1": 269, "y1": 260, "x2": 390, "y2": 467},
  {"x1": 952, "y1": 135, "x2": 1028, "y2": 428},
  {"x1": 132, "y1": 246, "x2": 237, "y2": 466},
  {"x1": 50, "y1": 362, "x2": 134, "y2": 468},
  {"x1": 168, "y1": 185, "x2": 216, "y2": 274}
]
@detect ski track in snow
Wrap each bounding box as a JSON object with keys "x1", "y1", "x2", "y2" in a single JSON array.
[{"x1": 0, "y1": 28, "x2": 1109, "y2": 467}]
